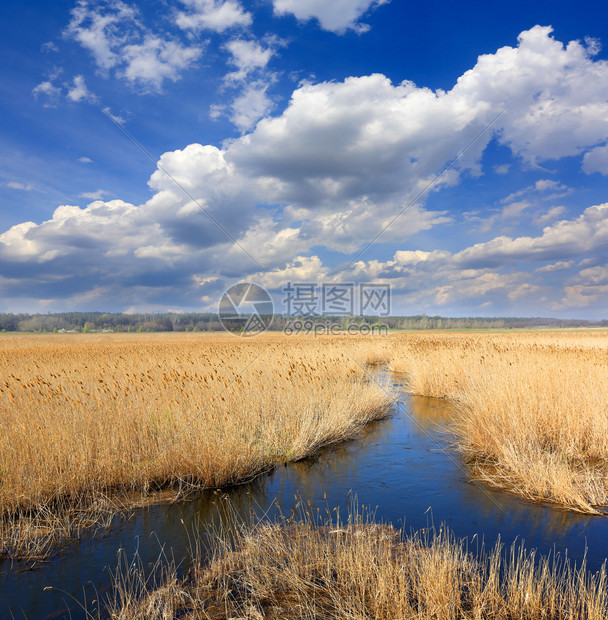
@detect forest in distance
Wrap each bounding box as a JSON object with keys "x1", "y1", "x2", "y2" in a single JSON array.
[{"x1": 1, "y1": 311, "x2": 607, "y2": 333}]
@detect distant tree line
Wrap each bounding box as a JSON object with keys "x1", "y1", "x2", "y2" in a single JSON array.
[{"x1": 0, "y1": 312, "x2": 606, "y2": 333}]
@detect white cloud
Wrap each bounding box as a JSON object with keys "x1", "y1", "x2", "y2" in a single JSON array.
[
  {"x1": 209, "y1": 103, "x2": 225, "y2": 120},
  {"x1": 507, "y1": 282, "x2": 541, "y2": 301},
  {"x1": 67, "y1": 74, "x2": 96, "y2": 102},
  {"x1": 0, "y1": 222, "x2": 40, "y2": 259},
  {"x1": 501, "y1": 200, "x2": 530, "y2": 219},
  {"x1": 561, "y1": 284, "x2": 608, "y2": 308},
  {"x1": 454, "y1": 203, "x2": 608, "y2": 267},
  {"x1": 561, "y1": 266, "x2": 608, "y2": 308},
  {"x1": 252, "y1": 255, "x2": 328, "y2": 289},
  {"x1": 534, "y1": 206, "x2": 566, "y2": 226},
  {"x1": 468, "y1": 179, "x2": 572, "y2": 234},
  {"x1": 453, "y1": 26, "x2": 608, "y2": 164},
  {"x1": 42, "y1": 41, "x2": 59, "y2": 53},
  {"x1": 216, "y1": 37, "x2": 283, "y2": 130},
  {"x1": 272, "y1": 0, "x2": 389, "y2": 34},
  {"x1": 32, "y1": 80, "x2": 62, "y2": 105},
  {"x1": 536, "y1": 260, "x2": 574, "y2": 272},
  {"x1": 120, "y1": 36, "x2": 202, "y2": 91},
  {"x1": 65, "y1": 0, "x2": 202, "y2": 91},
  {"x1": 340, "y1": 249, "x2": 542, "y2": 312},
  {"x1": 6, "y1": 182, "x2": 33, "y2": 191},
  {"x1": 229, "y1": 82, "x2": 274, "y2": 131},
  {"x1": 224, "y1": 39, "x2": 274, "y2": 82},
  {"x1": 78, "y1": 157, "x2": 93, "y2": 163},
  {"x1": 501, "y1": 179, "x2": 569, "y2": 204},
  {"x1": 494, "y1": 164, "x2": 510, "y2": 174},
  {"x1": 80, "y1": 189, "x2": 108, "y2": 200},
  {"x1": 65, "y1": 0, "x2": 138, "y2": 72},
  {"x1": 228, "y1": 27, "x2": 608, "y2": 209},
  {"x1": 219, "y1": 219, "x2": 310, "y2": 273},
  {"x1": 175, "y1": 0, "x2": 251, "y2": 33},
  {"x1": 102, "y1": 106, "x2": 125, "y2": 125},
  {"x1": 583, "y1": 144, "x2": 608, "y2": 175},
  {"x1": 10, "y1": 27, "x2": 608, "y2": 313},
  {"x1": 228, "y1": 73, "x2": 489, "y2": 207},
  {"x1": 574, "y1": 265, "x2": 608, "y2": 285},
  {"x1": 534, "y1": 179, "x2": 566, "y2": 192},
  {"x1": 288, "y1": 202, "x2": 451, "y2": 253}
]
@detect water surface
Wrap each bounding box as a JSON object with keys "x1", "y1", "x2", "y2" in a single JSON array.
[{"x1": 2, "y1": 374, "x2": 607, "y2": 618}]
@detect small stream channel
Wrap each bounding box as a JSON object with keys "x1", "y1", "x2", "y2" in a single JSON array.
[{"x1": 1, "y1": 373, "x2": 607, "y2": 619}]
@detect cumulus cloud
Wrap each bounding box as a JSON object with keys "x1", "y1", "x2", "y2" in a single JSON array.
[
  {"x1": 8, "y1": 27, "x2": 608, "y2": 313},
  {"x1": 0, "y1": 147, "x2": 256, "y2": 308},
  {"x1": 229, "y1": 27, "x2": 608, "y2": 208},
  {"x1": 453, "y1": 26, "x2": 608, "y2": 163},
  {"x1": 501, "y1": 179, "x2": 570, "y2": 204},
  {"x1": 120, "y1": 36, "x2": 202, "y2": 91},
  {"x1": 229, "y1": 82, "x2": 274, "y2": 131},
  {"x1": 175, "y1": 0, "x2": 252, "y2": 33},
  {"x1": 224, "y1": 39, "x2": 274, "y2": 83},
  {"x1": 473, "y1": 178, "x2": 572, "y2": 234},
  {"x1": 272, "y1": 0, "x2": 389, "y2": 34},
  {"x1": 228, "y1": 73, "x2": 489, "y2": 207},
  {"x1": 338, "y1": 248, "x2": 543, "y2": 312},
  {"x1": 534, "y1": 206, "x2": 567, "y2": 226},
  {"x1": 583, "y1": 144, "x2": 608, "y2": 175},
  {"x1": 454, "y1": 203, "x2": 608, "y2": 267},
  {"x1": 252, "y1": 255, "x2": 328, "y2": 289},
  {"x1": 288, "y1": 202, "x2": 451, "y2": 253},
  {"x1": 67, "y1": 74, "x2": 96, "y2": 102},
  {"x1": 561, "y1": 266, "x2": 608, "y2": 308},
  {"x1": 65, "y1": 0, "x2": 138, "y2": 72},
  {"x1": 102, "y1": 106, "x2": 125, "y2": 125},
  {"x1": 65, "y1": 0, "x2": 202, "y2": 91},
  {"x1": 219, "y1": 38, "x2": 279, "y2": 129},
  {"x1": 32, "y1": 79, "x2": 62, "y2": 106},
  {"x1": 536, "y1": 260, "x2": 574, "y2": 272},
  {"x1": 500, "y1": 200, "x2": 530, "y2": 220},
  {"x1": 573, "y1": 265, "x2": 608, "y2": 285}
]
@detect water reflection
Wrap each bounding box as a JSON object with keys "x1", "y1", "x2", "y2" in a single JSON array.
[{"x1": 1, "y1": 374, "x2": 607, "y2": 619}]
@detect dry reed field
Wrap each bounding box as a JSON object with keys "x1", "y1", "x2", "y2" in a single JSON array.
[
  {"x1": 111, "y1": 511, "x2": 608, "y2": 619},
  {"x1": 390, "y1": 330, "x2": 608, "y2": 514},
  {"x1": 0, "y1": 333, "x2": 392, "y2": 557}
]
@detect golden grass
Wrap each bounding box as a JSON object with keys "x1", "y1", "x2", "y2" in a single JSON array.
[
  {"x1": 390, "y1": 331, "x2": 608, "y2": 513},
  {"x1": 110, "y1": 511, "x2": 608, "y2": 619},
  {"x1": 0, "y1": 333, "x2": 392, "y2": 557}
]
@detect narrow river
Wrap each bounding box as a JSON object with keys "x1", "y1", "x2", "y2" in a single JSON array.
[{"x1": 2, "y1": 373, "x2": 607, "y2": 618}]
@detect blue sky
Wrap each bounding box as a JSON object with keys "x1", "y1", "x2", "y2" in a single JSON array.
[{"x1": 2, "y1": 0, "x2": 608, "y2": 317}]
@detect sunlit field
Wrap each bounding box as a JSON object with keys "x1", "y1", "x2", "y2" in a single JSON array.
[
  {"x1": 0, "y1": 333, "x2": 392, "y2": 557},
  {"x1": 2, "y1": 328, "x2": 608, "y2": 559},
  {"x1": 112, "y1": 510, "x2": 608, "y2": 620},
  {"x1": 3, "y1": 329, "x2": 608, "y2": 617},
  {"x1": 391, "y1": 330, "x2": 608, "y2": 514},
  {"x1": 103, "y1": 329, "x2": 608, "y2": 619}
]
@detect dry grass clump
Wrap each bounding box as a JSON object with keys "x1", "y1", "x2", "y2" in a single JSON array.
[
  {"x1": 0, "y1": 496, "x2": 119, "y2": 562},
  {"x1": 390, "y1": 331, "x2": 608, "y2": 513},
  {"x1": 0, "y1": 333, "x2": 392, "y2": 557},
  {"x1": 110, "y1": 513, "x2": 608, "y2": 619}
]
